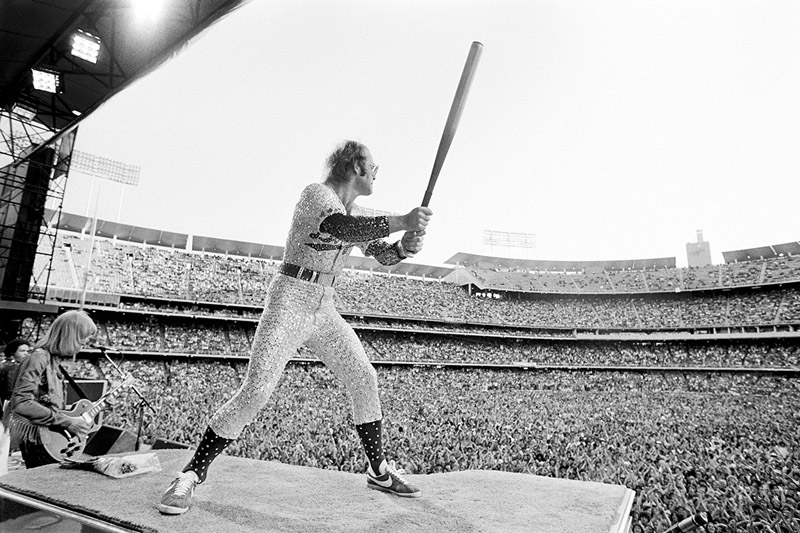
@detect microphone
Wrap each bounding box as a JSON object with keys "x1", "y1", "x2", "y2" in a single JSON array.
[{"x1": 664, "y1": 512, "x2": 709, "y2": 533}]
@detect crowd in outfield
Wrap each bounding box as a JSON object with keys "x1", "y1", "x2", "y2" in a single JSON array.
[
  {"x1": 113, "y1": 287, "x2": 800, "y2": 331},
  {"x1": 53, "y1": 358, "x2": 799, "y2": 533},
  {"x1": 19, "y1": 316, "x2": 800, "y2": 368},
  {"x1": 17, "y1": 233, "x2": 800, "y2": 531}
]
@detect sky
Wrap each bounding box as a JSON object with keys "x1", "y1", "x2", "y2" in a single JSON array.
[{"x1": 62, "y1": 0, "x2": 800, "y2": 268}]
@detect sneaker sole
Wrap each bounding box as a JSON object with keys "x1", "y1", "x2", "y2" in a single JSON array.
[
  {"x1": 158, "y1": 503, "x2": 191, "y2": 515},
  {"x1": 367, "y1": 483, "x2": 421, "y2": 498}
]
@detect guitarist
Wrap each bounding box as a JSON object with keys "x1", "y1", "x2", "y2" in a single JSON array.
[{"x1": 10, "y1": 310, "x2": 96, "y2": 468}]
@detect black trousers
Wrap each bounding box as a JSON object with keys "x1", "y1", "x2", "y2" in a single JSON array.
[{"x1": 19, "y1": 440, "x2": 59, "y2": 469}]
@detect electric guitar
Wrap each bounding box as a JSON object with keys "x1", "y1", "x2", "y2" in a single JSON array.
[{"x1": 40, "y1": 374, "x2": 136, "y2": 463}]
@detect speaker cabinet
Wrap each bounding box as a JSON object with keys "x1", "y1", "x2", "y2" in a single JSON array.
[{"x1": 84, "y1": 425, "x2": 137, "y2": 456}]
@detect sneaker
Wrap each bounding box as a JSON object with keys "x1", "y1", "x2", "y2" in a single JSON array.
[
  {"x1": 158, "y1": 471, "x2": 199, "y2": 515},
  {"x1": 367, "y1": 460, "x2": 420, "y2": 498}
]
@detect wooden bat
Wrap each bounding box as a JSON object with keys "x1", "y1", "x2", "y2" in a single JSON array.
[{"x1": 422, "y1": 41, "x2": 484, "y2": 207}]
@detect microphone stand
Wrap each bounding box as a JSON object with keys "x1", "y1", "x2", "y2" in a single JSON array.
[{"x1": 97, "y1": 347, "x2": 157, "y2": 451}]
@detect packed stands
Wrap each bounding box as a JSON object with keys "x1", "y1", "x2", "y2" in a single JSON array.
[
  {"x1": 37, "y1": 232, "x2": 800, "y2": 335},
  {"x1": 50, "y1": 232, "x2": 800, "y2": 300},
  {"x1": 52, "y1": 357, "x2": 800, "y2": 533},
  {"x1": 23, "y1": 314, "x2": 793, "y2": 368},
  {"x1": 11, "y1": 227, "x2": 800, "y2": 533}
]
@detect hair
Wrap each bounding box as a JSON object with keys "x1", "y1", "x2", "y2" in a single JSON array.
[
  {"x1": 325, "y1": 140, "x2": 368, "y2": 185},
  {"x1": 34, "y1": 310, "x2": 97, "y2": 357},
  {"x1": 3, "y1": 338, "x2": 30, "y2": 360}
]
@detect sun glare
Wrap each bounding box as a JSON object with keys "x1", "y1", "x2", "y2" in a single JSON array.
[{"x1": 136, "y1": 0, "x2": 165, "y2": 23}]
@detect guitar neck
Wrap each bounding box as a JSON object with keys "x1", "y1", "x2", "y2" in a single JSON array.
[
  {"x1": 79, "y1": 377, "x2": 134, "y2": 423},
  {"x1": 84, "y1": 401, "x2": 105, "y2": 421}
]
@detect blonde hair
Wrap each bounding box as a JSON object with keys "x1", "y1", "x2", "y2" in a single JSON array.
[
  {"x1": 34, "y1": 310, "x2": 97, "y2": 357},
  {"x1": 326, "y1": 140, "x2": 368, "y2": 185}
]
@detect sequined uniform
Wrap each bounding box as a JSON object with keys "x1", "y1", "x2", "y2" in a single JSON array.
[{"x1": 209, "y1": 183, "x2": 405, "y2": 439}]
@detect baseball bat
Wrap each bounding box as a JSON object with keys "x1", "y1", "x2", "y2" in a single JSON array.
[{"x1": 421, "y1": 41, "x2": 483, "y2": 207}]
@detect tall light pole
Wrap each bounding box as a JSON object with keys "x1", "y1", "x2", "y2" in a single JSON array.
[{"x1": 68, "y1": 150, "x2": 140, "y2": 308}]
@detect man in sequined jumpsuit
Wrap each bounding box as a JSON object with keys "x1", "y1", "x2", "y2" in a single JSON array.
[{"x1": 159, "y1": 141, "x2": 433, "y2": 514}]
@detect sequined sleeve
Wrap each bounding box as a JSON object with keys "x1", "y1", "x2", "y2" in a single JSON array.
[
  {"x1": 319, "y1": 213, "x2": 390, "y2": 243},
  {"x1": 364, "y1": 240, "x2": 404, "y2": 266}
]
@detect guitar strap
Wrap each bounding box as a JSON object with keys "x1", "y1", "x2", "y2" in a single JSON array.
[{"x1": 58, "y1": 364, "x2": 89, "y2": 400}]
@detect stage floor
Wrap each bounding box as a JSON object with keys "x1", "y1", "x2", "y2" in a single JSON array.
[{"x1": 0, "y1": 450, "x2": 634, "y2": 533}]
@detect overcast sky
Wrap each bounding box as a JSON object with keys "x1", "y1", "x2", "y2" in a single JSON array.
[{"x1": 63, "y1": 0, "x2": 800, "y2": 267}]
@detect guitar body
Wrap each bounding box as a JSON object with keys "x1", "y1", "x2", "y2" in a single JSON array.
[
  {"x1": 37, "y1": 375, "x2": 133, "y2": 463},
  {"x1": 40, "y1": 399, "x2": 100, "y2": 463}
]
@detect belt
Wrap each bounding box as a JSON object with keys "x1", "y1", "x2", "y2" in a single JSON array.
[{"x1": 279, "y1": 263, "x2": 336, "y2": 287}]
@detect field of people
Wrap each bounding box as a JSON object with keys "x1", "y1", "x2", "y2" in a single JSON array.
[{"x1": 18, "y1": 231, "x2": 800, "y2": 532}]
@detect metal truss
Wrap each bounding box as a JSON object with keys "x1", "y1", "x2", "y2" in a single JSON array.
[
  {"x1": 0, "y1": 108, "x2": 74, "y2": 303},
  {"x1": 1, "y1": 0, "x2": 250, "y2": 134}
]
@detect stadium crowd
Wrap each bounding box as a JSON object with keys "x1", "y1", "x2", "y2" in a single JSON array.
[
  {"x1": 20, "y1": 316, "x2": 799, "y2": 368},
  {"x1": 50, "y1": 358, "x2": 799, "y2": 533},
  {"x1": 360, "y1": 333, "x2": 800, "y2": 368},
  {"x1": 58, "y1": 232, "x2": 800, "y2": 297},
  {"x1": 55, "y1": 281, "x2": 800, "y2": 332},
  {"x1": 43, "y1": 233, "x2": 800, "y2": 337},
  {"x1": 13, "y1": 232, "x2": 799, "y2": 532}
]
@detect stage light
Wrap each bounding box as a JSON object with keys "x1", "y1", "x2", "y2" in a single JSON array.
[
  {"x1": 31, "y1": 68, "x2": 63, "y2": 94},
  {"x1": 71, "y1": 29, "x2": 101, "y2": 63},
  {"x1": 136, "y1": 0, "x2": 164, "y2": 22},
  {"x1": 11, "y1": 102, "x2": 37, "y2": 121}
]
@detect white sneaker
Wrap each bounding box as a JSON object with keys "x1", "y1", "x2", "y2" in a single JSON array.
[
  {"x1": 366, "y1": 460, "x2": 420, "y2": 498},
  {"x1": 158, "y1": 471, "x2": 199, "y2": 514}
]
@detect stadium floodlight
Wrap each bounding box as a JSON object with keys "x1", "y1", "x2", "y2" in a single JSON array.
[
  {"x1": 31, "y1": 68, "x2": 64, "y2": 94},
  {"x1": 71, "y1": 150, "x2": 141, "y2": 186},
  {"x1": 11, "y1": 101, "x2": 37, "y2": 121},
  {"x1": 71, "y1": 29, "x2": 101, "y2": 63},
  {"x1": 483, "y1": 229, "x2": 537, "y2": 249}
]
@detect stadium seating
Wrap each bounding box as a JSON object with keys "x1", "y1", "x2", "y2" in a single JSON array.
[{"x1": 15, "y1": 230, "x2": 800, "y2": 533}]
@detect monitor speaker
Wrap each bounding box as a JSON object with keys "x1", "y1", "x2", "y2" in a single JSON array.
[{"x1": 84, "y1": 425, "x2": 137, "y2": 456}]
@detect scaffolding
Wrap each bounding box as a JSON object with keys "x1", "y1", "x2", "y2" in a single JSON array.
[{"x1": 0, "y1": 107, "x2": 75, "y2": 305}]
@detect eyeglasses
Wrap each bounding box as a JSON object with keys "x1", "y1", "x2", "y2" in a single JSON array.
[{"x1": 369, "y1": 163, "x2": 379, "y2": 177}]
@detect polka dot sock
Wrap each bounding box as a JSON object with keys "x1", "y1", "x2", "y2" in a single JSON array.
[
  {"x1": 356, "y1": 419, "x2": 385, "y2": 475},
  {"x1": 182, "y1": 426, "x2": 234, "y2": 483}
]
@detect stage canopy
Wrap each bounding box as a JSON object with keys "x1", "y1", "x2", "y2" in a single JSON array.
[{"x1": 1, "y1": 0, "x2": 250, "y2": 134}]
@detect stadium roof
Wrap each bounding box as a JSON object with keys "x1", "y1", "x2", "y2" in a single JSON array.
[
  {"x1": 0, "y1": 0, "x2": 249, "y2": 133},
  {"x1": 50, "y1": 209, "x2": 188, "y2": 248},
  {"x1": 722, "y1": 241, "x2": 800, "y2": 263},
  {"x1": 445, "y1": 253, "x2": 676, "y2": 272},
  {"x1": 192, "y1": 235, "x2": 283, "y2": 260}
]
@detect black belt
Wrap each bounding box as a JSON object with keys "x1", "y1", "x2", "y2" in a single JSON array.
[{"x1": 279, "y1": 263, "x2": 336, "y2": 287}]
